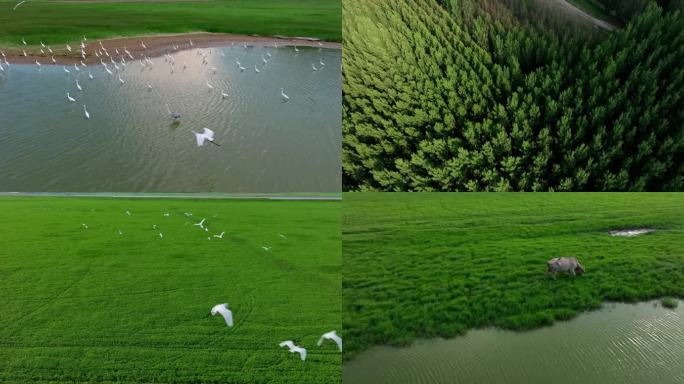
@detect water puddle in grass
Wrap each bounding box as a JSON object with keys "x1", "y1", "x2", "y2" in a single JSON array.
[
  {"x1": 344, "y1": 301, "x2": 684, "y2": 384},
  {"x1": 608, "y1": 228, "x2": 656, "y2": 237}
]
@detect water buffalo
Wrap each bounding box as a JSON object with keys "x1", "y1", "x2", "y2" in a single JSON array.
[{"x1": 547, "y1": 257, "x2": 585, "y2": 277}]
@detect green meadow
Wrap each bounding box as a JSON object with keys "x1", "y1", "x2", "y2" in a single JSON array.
[
  {"x1": 0, "y1": 196, "x2": 341, "y2": 383},
  {"x1": 343, "y1": 193, "x2": 684, "y2": 360},
  {"x1": 0, "y1": 0, "x2": 341, "y2": 46}
]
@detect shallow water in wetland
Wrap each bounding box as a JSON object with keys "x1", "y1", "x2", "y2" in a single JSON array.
[
  {"x1": 344, "y1": 301, "x2": 684, "y2": 384},
  {"x1": 0, "y1": 45, "x2": 341, "y2": 192}
]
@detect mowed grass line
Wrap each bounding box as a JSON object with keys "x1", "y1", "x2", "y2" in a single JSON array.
[
  {"x1": 0, "y1": 197, "x2": 341, "y2": 383},
  {"x1": 0, "y1": 0, "x2": 341, "y2": 46},
  {"x1": 343, "y1": 193, "x2": 684, "y2": 360}
]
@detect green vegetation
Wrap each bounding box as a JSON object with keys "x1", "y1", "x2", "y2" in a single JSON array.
[
  {"x1": 343, "y1": 0, "x2": 684, "y2": 191},
  {"x1": 0, "y1": 196, "x2": 341, "y2": 383},
  {"x1": 0, "y1": 0, "x2": 341, "y2": 47},
  {"x1": 662, "y1": 297, "x2": 679, "y2": 308},
  {"x1": 597, "y1": 0, "x2": 684, "y2": 21},
  {"x1": 567, "y1": 0, "x2": 621, "y2": 24},
  {"x1": 343, "y1": 193, "x2": 684, "y2": 360}
]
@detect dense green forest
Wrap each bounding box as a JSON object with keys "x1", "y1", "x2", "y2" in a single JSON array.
[{"x1": 343, "y1": 0, "x2": 684, "y2": 191}]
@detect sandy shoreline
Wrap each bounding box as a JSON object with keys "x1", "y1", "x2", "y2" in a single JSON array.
[{"x1": 0, "y1": 32, "x2": 341, "y2": 65}]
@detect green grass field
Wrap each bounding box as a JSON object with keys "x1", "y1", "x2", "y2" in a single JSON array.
[
  {"x1": 0, "y1": 196, "x2": 341, "y2": 383},
  {"x1": 343, "y1": 193, "x2": 684, "y2": 360},
  {"x1": 0, "y1": 0, "x2": 341, "y2": 47}
]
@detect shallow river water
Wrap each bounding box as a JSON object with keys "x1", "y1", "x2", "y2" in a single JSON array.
[
  {"x1": 0, "y1": 45, "x2": 341, "y2": 192},
  {"x1": 344, "y1": 301, "x2": 684, "y2": 384}
]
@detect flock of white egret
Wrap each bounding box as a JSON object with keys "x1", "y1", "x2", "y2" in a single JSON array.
[
  {"x1": 0, "y1": 35, "x2": 329, "y2": 148},
  {"x1": 79, "y1": 208, "x2": 342, "y2": 363}
]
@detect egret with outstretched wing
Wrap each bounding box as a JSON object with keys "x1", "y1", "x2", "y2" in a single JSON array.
[
  {"x1": 317, "y1": 330, "x2": 342, "y2": 351},
  {"x1": 279, "y1": 341, "x2": 307, "y2": 361},
  {"x1": 191, "y1": 128, "x2": 219, "y2": 146},
  {"x1": 211, "y1": 303, "x2": 234, "y2": 327}
]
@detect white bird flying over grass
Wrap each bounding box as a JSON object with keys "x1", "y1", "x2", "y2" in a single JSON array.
[
  {"x1": 211, "y1": 303, "x2": 234, "y2": 327},
  {"x1": 159, "y1": 233, "x2": 164, "y2": 239},
  {"x1": 192, "y1": 128, "x2": 220, "y2": 146},
  {"x1": 194, "y1": 218, "x2": 206, "y2": 229},
  {"x1": 262, "y1": 246, "x2": 271, "y2": 251},
  {"x1": 213, "y1": 231, "x2": 225, "y2": 239},
  {"x1": 317, "y1": 330, "x2": 342, "y2": 351},
  {"x1": 279, "y1": 341, "x2": 306, "y2": 361}
]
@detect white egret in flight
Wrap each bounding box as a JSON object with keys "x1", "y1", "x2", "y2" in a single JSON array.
[
  {"x1": 317, "y1": 330, "x2": 343, "y2": 351},
  {"x1": 191, "y1": 128, "x2": 220, "y2": 146},
  {"x1": 279, "y1": 341, "x2": 306, "y2": 361},
  {"x1": 211, "y1": 303, "x2": 234, "y2": 327},
  {"x1": 213, "y1": 232, "x2": 225, "y2": 239},
  {"x1": 194, "y1": 218, "x2": 206, "y2": 229}
]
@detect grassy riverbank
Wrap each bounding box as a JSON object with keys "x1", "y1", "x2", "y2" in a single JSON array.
[
  {"x1": 343, "y1": 193, "x2": 684, "y2": 360},
  {"x1": 0, "y1": 0, "x2": 341, "y2": 47}
]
